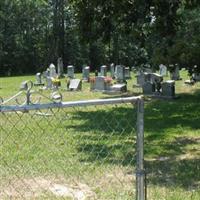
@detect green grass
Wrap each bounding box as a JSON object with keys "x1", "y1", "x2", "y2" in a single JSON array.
[{"x1": 0, "y1": 70, "x2": 200, "y2": 199}]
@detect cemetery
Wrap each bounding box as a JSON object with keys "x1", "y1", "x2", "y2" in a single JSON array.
[
  {"x1": 0, "y1": 64, "x2": 200, "y2": 200},
  {"x1": 0, "y1": 1, "x2": 200, "y2": 200}
]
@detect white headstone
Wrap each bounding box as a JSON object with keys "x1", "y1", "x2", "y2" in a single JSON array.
[
  {"x1": 36, "y1": 73, "x2": 42, "y2": 84},
  {"x1": 159, "y1": 64, "x2": 167, "y2": 76},
  {"x1": 49, "y1": 64, "x2": 57, "y2": 78},
  {"x1": 110, "y1": 83, "x2": 127, "y2": 93},
  {"x1": 69, "y1": 79, "x2": 82, "y2": 90},
  {"x1": 34, "y1": 73, "x2": 44, "y2": 86}
]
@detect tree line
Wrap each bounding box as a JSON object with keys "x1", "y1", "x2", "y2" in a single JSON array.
[{"x1": 0, "y1": 0, "x2": 200, "y2": 76}]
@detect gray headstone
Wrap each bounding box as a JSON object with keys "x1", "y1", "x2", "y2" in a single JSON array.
[
  {"x1": 82, "y1": 66, "x2": 90, "y2": 81},
  {"x1": 94, "y1": 76, "x2": 106, "y2": 91},
  {"x1": 161, "y1": 80, "x2": 175, "y2": 97},
  {"x1": 46, "y1": 77, "x2": 53, "y2": 89},
  {"x1": 170, "y1": 65, "x2": 180, "y2": 80},
  {"x1": 67, "y1": 65, "x2": 75, "y2": 78},
  {"x1": 69, "y1": 79, "x2": 82, "y2": 91},
  {"x1": 136, "y1": 73, "x2": 145, "y2": 86},
  {"x1": 192, "y1": 73, "x2": 200, "y2": 81},
  {"x1": 57, "y1": 57, "x2": 64, "y2": 77},
  {"x1": 110, "y1": 63, "x2": 115, "y2": 78},
  {"x1": 115, "y1": 65, "x2": 125, "y2": 82},
  {"x1": 142, "y1": 82, "x2": 155, "y2": 95},
  {"x1": 125, "y1": 67, "x2": 131, "y2": 79},
  {"x1": 100, "y1": 65, "x2": 107, "y2": 77}
]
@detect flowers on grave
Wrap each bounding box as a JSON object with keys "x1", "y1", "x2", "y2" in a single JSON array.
[
  {"x1": 89, "y1": 77, "x2": 96, "y2": 83},
  {"x1": 52, "y1": 77, "x2": 61, "y2": 87},
  {"x1": 89, "y1": 77, "x2": 96, "y2": 91},
  {"x1": 104, "y1": 77, "x2": 113, "y2": 84}
]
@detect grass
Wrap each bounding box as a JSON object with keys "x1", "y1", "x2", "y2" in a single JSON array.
[{"x1": 0, "y1": 70, "x2": 200, "y2": 199}]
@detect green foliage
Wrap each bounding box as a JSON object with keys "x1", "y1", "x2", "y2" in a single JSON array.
[{"x1": 0, "y1": 0, "x2": 200, "y2": 75}]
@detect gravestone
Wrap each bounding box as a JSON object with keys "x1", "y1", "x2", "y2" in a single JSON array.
[
  {"x1": 34, "y1": 73, "x2": 44, "y2": 86},
  {"x1": 192, "y1": 73, "x2": 200, "y2": 81},
  {"x1": 57, "y1": 57, "x2": 64, "y2": 77},
  {"x1": 150, "y1": 73, "x2": 163, "y2": 83},
  {"x1": 142, "y1": 82, "x2": 155, "y2": 95},
  {"x1": 110, "y1": 63, "x2": 115, "y2": 78},
  {"x1": 69, "y1": 79, "x2": 82, "y2": 91},
  {"x1": 125, "y1": 67, "x2": 131, "y2": 79},
  {"x1": 43, "y1": 68, "x2": 50, "y2": 79},
  {"x1": 82, "y1": 66, "x2": 90, "y2": 81},
  {"x1": 161, "y1": 80, "x2": 175, "y2": 97},
  {"x1": 49, "y1": 63, "x2": 57, "y2": 78},
  {"x1": 170, "y1": 65, "x2": 180, "y2": 80},
  {"x1": 110, "y1": 84, "x2": 127, "y2": 93},
  {"x1": 46, "y1": 77, "x2": 53, "y2": 89},
  {"x1": 67, "y1": 65, "x2": 75, "y2": 78},
  {"x1": 20, "y1": 81, "x2": 29, "y2": 90},
  {"x1": 115, "y1": 65, "x2": 125, "y2": 83},
  {"x1": 136, "y1": 73, "x2": 145, "y2": 86},
  {"x1": 94, "y1": 76, "x2": 106, "y2": 91},
  {"x1": 159, "y1": 64, "x2": 167, "y2": 76},
  {"x1": 100, "y1": 65, "x2": 107, "y2": 76}
]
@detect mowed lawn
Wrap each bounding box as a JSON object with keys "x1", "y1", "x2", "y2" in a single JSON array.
[{"x1": 0, "y1": 70, "x2": 200, "y2": 200}]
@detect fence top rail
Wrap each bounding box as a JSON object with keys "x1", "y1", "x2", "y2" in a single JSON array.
[{"x1": 0, "y1": 96, "x2": 143, "y2": 113}]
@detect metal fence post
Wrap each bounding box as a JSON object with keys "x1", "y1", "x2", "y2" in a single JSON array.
[{"x1": 136, "y1": 98, "x2": 145, "y2": 200}]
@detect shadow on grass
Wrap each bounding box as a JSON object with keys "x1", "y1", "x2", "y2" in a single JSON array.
[
  {"x1": 65, "y1": 90, "x2": 200, "y2": 189},
  {"x1": 146, "y1": 158, "x2": 200, "y2": 189}
]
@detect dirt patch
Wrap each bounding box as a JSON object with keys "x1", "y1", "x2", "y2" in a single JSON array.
[{"x1": 0, "y1": 177, "x2": 96, "y2": 200}]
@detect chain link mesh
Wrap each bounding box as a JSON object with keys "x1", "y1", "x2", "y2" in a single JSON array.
[{"x1": 0, "y1": 101, "x2": 138, "y2": 199}]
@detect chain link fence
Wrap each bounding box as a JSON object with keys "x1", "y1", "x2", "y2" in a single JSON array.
[{"x1": 0, "y1": 96, "x2": 144, "y2": 200}]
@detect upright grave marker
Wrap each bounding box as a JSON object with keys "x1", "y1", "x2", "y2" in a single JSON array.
[
  {"x1": 159, "y1": 64, "x2": 167, "y2": 77},
  {"x1": 82, "y1": 66, "x2": 90, "y2": 81},
  {"x1": 100, "y1": 65, "x2": 107, "y2": 77},
  {"x1": 67, "y1": 65, "x2": 75, "y2": 78},
  {"x1": 125, "y1": 67, "x2": 131, "y2": 79},
  {"x1": 57, "y1": 57, "x2": 64, "y2": 77},
  {"x1": 115, "y1": 65, "x2": 125, "y2": 83},
  {"x1": 110, "y1": 63, "x2": 115, "y2": 78},
  {"x1": 49, "y1": 63, "x2": 57, "y2": 78}
]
